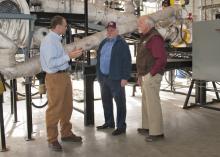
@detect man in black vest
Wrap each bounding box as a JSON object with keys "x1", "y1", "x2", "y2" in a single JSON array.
[{"x1": 136, "y1": 16, "x2": 167, "y2": 142}]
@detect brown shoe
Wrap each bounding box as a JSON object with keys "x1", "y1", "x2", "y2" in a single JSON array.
[
  {"x1": 145, "y1": 134, "x2": 164, "y2": 142},
  {"x1": 48, "y1": 141, "x2": 62, "y2": 151},
  {"x1": 137, "y1": 128, "x2": 149, "y2": 135},
  {"x1": 61, "y1": 133, "x2": 82, "y2": 142}
]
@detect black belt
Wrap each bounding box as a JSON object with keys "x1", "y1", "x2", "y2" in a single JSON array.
[{"x1": 57, "y1": 69, "x2": 68, "y2": 73}]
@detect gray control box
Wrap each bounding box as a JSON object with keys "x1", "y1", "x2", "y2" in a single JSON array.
[{"x1": 193, "y1": 20, "x2": 220, "y2": 81}]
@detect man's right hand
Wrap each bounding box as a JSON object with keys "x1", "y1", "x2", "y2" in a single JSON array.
[
  {"x1": 68, "y1": 48, "x2": 83, "y2": 59},
  {"x1": 137, "y1": 77, "x2": 141, "y2": 86}
]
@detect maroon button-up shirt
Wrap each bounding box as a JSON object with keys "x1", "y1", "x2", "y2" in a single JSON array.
[{"x1": 145, "y1": 36, "x2": 167, "y2": 76}]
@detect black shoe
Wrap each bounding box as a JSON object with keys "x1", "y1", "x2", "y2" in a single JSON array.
[
  {"x1": 61, "y1": 133, "x2": 82, "y2": 142},
  {"x1": 137, "y1": 128, "x2": 149, "y2": 135},
  {"x1": 145, "y1": 134, "x2": 164, "y2": 142},
  {"x1": 96, "y1": 124, "x2": 115, "y2": 130},
  {"x1": 48, "y1": 141, "x2": 62, "y2": 151},
  {"x1": 112, "y1": 128, "x2": 126, "y2": 136}
]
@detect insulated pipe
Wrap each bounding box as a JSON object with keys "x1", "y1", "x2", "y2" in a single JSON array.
[{"x1": 0, "y1": 0, "x2": 182, "y2": 79}]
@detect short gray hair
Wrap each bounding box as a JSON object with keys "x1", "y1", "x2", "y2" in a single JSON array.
[{"x1": 145, "y1": 18, "x2": 155, "y2": 28}]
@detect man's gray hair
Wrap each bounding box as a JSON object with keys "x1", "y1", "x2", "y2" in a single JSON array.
[{"x1": 145, "y1": 17, "x2": 155, "y2": 28}]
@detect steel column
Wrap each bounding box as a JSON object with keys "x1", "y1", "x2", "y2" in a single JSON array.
[
  {"x1": 10, "y1": 80, "x2": 13, "y2": 114},
  {"x1": 12, "y1": 79, "x2": 18, "y2": 122},
  {"x1": 25, "y1": 77, "x2": 33, "y2": 141},
  {"x1": 83, "y1": 75, "x2": 95, "y2": 125},
  {"x1": 0, "y1": 94, "x2": 8, "y2": 152}
]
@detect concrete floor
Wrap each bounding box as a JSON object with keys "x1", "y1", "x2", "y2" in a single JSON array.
[{"x1": 1, "y1": 80, "x2": 220, "y2": 157}]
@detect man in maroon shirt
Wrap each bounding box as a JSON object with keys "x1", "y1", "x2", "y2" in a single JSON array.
[{"x1": 136, "y1": 16, "x2": 167, "y2": 142}]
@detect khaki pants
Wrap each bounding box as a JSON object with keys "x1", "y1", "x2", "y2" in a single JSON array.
[
  {"x1": 45, "y1": 73, "x2": 73, "y2": 143},
  {"x1": 141, "y1": 73, "x2": 163, "y2": 135}
]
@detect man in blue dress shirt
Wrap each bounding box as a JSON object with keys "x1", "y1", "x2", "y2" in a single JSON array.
[
  {"x1": 96, "y1": 21, "x2": 132, "y2": 136},
  {"x1": 40, "y1": 15, "x2": 83, "y2": 151}
]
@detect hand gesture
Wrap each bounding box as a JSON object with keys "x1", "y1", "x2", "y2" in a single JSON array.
[
  {"x1": 121, "y1": 79, "x2": 128, "y2": 87},
  {"x1": 68, "y1": 48, "x2": 83, "y2": 59}
]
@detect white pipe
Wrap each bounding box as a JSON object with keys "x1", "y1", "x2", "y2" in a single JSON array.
[{"x1": 0, "y1": 0, "x2": 182, "y2": 79}]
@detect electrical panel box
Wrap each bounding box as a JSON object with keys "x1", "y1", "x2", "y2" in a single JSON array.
[{"x1": 193, "y1": 20, "x2": 220, "y2": 81}]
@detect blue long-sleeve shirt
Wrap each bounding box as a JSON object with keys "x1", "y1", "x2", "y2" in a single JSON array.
[
  {"x1": 97, "y1": 35, "x2": 132, "y2": 81},
  {"x1": 100, "y1": 37, "x2": 117, "y2": 75},
  {"x1": 40, "y1": 31, "x2": 70, "y2": 73}
]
